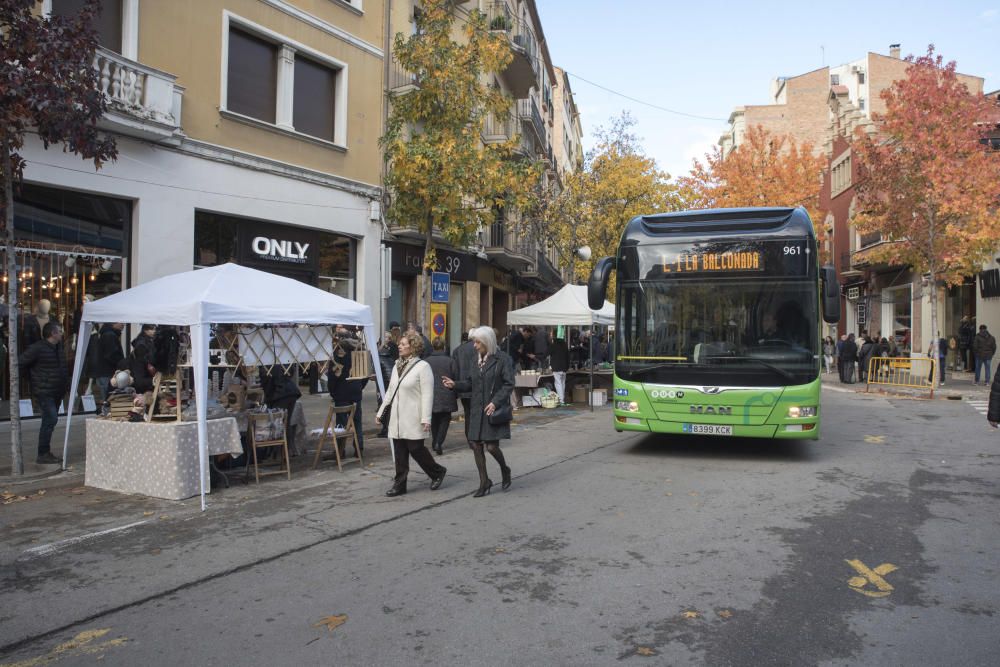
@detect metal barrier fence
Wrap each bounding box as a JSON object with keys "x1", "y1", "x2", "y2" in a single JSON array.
[{"x1": 866, "y1": 356, "x2": 937, "y2": 397}]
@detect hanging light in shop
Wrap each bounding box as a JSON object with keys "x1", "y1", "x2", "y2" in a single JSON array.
[
  {"x1": 100, "y1": 259, "x2": 113, "y2": 271},
  {"x1": 71, "y1": 275, "x2": 78, "y2": 284},
  {"x1": 65, "y1": 256, "x2": 76, "y2": 268}
]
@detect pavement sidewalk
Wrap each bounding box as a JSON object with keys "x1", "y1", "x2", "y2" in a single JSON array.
[
  {"x1": 820, "y1": 364, "x2": 993, "y2": 401},
  {"x1": 0, "y1": 386, "x2": 592, "y2": 492}
]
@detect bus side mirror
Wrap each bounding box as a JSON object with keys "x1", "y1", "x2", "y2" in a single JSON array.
[
  {"x1": 588, "y1": 257, "x2": 615, "y2": 310},
  {"x1": 821, "y1": 265, "x2": 841, "y2": 324}
]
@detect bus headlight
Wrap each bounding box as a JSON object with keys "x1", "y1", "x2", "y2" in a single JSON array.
[
  {"x1": 787, "y1": 406, "x2": 817, "y2": 418},
  {"x1": 615, "y1": 400, "x2": 640, "y2": 412}
]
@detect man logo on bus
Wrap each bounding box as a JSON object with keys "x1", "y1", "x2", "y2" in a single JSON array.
[
  {"x1": 691, "y1": 405, "x2": 733, "y2": 415},
  {"x1": 650, "y1": 389, "x2": 684, "y2": 399}
]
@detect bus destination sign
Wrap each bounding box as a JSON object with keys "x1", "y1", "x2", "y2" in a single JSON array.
[{"x1": 661, "y1": 249, "x2": 764, "y2": 274}]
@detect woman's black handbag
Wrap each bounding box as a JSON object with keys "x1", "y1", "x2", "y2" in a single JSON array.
[
  {"x1": 488, "y1": 404, "x2": 512, "y2": 425},
  {"x1": 486, "y1": 356, "x2": 513, "y2": 425}
]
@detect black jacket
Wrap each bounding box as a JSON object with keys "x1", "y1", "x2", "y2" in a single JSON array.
[
  {"x1": 426, "y1": 351, "x2": 458, "y2": 413},
  {"x1": 20, "y1": 339, "x2": 68, "y2": 399},
  {"x1": 328, "y1": 347, "x2": 367, "y2": 404},
  {"x1": 94, "y1": 324, "x2": 125, "y2": 377},
  {"x1": 549, "y1": 339, "x2": 570, "y2": 372},
  {"x1": 973, "y1": 331, "x2": 996, "y2": 359},
  {"x1": 988, "y1": 370, "x2": 1000, "y2": 423},
  {"x1": 841, "y1": 339, "x2": 858, "y2": 362},
  {"x1": 451, "y1": 340, "x2": 477, "y2": 399},
  {"x1": 129, "y1": 334, "x2": 158, "y2": 393},
  {"x1": 959, "y1": 321, "x2": 975, "y2": 348},
  {"x1": 263, "y1": 366, "x2": 302, "y2": 406}
]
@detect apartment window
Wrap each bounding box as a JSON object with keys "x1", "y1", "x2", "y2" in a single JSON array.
[
  {"x1": 858, "y1": 97, "x2": 866, "y2": 112},
  {"x1": 857, "y1": 71, "x2": 866, "y2": 84},
  {"x1": 830, "y1": 74, "x2": 840, "y2": 86},
  {"x1": 831, "y1": 152, "x2": 852, "y2": 197},
  {"x1": 227, "y1": 28, "x2": 278, "y2": 124},
  {"x1": 51, "y1": 0, "x2": 123, "y2": 53},
  {"x1": 293, "y1": 56, "x2": 337, "y2": 142}
]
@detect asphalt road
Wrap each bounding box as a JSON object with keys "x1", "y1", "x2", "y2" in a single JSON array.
[{"x1": 2, "y1": 387, "x2": 999, "y2": 666}]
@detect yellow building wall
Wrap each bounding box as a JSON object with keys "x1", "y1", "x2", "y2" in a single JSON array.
[{"x1": 139, "y1": 0, "x2": 386, "y2": 186}]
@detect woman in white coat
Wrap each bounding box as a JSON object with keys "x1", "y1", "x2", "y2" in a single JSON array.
[{"x1": 376, "y1": 332, "x2": 447, "y2": 496}]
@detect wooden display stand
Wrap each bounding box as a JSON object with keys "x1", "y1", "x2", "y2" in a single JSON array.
[
  {"x1": 312, "y1": 403, "x2": 363, "y2": 472},
  {"x1": 247, "y1": 410, "x2": 291, "y2": 484},
  {"x1": 146, "y1": 372, "x2": 184, "y2": 422}
]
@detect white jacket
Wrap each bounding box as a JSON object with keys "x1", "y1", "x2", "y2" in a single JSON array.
[{"x1": 376, "y1": 358, "x2": 434, "y2": 440}]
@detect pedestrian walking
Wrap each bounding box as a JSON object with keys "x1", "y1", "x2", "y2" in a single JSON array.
[
  {"x1": 841, "y1": 334, "x2": 858, "y2": 383},
  {"x1": 442, "y1": 326, "x2": 515, "y2": 497},
  {"x1": 549, "y1": 334, "x2": 570, "y2": 404},
  {"x1": 937, "y1": 334, "x2": 948, "y2": 385},
  {"x1": 973, "y1": 324, "x2": 996, "y2": 386},
  {"x1": 836, "y1": 334, "x2": 847, "y2": 381},
  {"x1": 452, "y1": 330, "x2": 477, "y2": 434},
  {"x1": 129, "y1": 324, "x2": 158, "y2": 393},
  {"x1": 987, "y1": 361, "x2": 999, "y2": 429},
  {"x1": 822, "y1": 336, "x2": 835, "y2": 374},
  {"x1": 426, "y1": 338, "x2": 458, "y2": 454},
  {"x1": 376, "y1": 332, "x2": 446, "y2": 496},
  {"x1": 19, "y1": 322, "x2": 68, "y2": 465},
  {"x1": 958, "y1": 315, "x2": 974, "y2": 372}
]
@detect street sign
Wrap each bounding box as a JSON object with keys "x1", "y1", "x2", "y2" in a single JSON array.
[
  {"x1": 431, "y1": 271, "x2": 450, "y2": 303},
  {"x1": 430, "y1": 302, "x2": 447, "y2": 339}
]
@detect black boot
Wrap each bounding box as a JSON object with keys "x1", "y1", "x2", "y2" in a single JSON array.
[
  {"x1": 486, "y1": 442, "x2": 510, "y2": 491},
  {"x1": 386, "y1": 484, "x2": 407, "y2": 497},
  {"x1": 471, "y1": 442, "x2": 492, "y2": 498}
]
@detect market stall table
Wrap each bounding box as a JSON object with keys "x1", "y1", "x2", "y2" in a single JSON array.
[{"x1": 85, "y1": 417, "x2": 243, "y2": 500}]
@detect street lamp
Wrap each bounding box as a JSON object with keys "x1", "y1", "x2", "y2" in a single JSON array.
[{"x1": 569, "y1": 245, "x2": 591, "y2": 285}]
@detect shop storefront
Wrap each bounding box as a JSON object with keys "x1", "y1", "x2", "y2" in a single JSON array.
[
  {"x1": 2, "y1": 183, "x2": 130, "y2": 414},
  {"x1": 194, "y1": 212, "x2": 356, "y2": 298}
]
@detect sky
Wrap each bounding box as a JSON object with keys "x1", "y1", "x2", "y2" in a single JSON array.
[{"x1": 535, "y1": 1, "x2": 999, "y2": 181}]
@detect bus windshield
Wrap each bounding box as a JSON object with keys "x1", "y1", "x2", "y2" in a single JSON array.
[{"x1": 617, "y1": 278, "x2": 819, "y2": 386}]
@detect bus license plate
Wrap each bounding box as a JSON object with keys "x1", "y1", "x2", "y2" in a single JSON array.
[{"x1": 684, "y1": 424, "x2": 733, "y2": 436}]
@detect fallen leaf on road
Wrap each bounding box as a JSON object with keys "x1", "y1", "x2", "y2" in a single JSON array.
[
  {"x1": 314, "y1": 614, "x2": 347, "y2": 632},
  {"x1": 636, "y1": 646, "x2": 656, "y2": 656},
  {"x1": 681, "y1": 610, "x2": 700, "y2": 619},
  {"x1": 143, "y1": 511, "x2": 154, "y2": 517},
  {"x1": 2, "y1": 492, "x2": 15, "y2": 500},
  {"x1": 688, "y1": 492, "x2": 698, "y2": 496},
  {"x1": 717, "y1": 609, "x2": 733, "y2": 619},
  {"x1": 495, "y1": 547, "x2": 506, "y2": 553},
  {"x1": 159, "y1": 515, "x2": 169, "y2": 520},
  {"x1": 665, "y1": 492, "x2": 672, "y2": 496},
  {"x1": 150, "y1": 548, "x2": 161, "y2": 555}
]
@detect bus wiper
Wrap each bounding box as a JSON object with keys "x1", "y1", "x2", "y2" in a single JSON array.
[
  {"x1": 624, "y1": 362, "x2": 689, "y2": 376},
  {"x1": 705, "y1": 355, "x2": 794, "y2": 381}
]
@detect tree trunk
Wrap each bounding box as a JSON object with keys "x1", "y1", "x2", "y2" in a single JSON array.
[
  {"x1": 927, "y1": 213, "x2": 939, "y2": 385},
  {"x1": 420, "y1": 215, "x2": 433, "y2": 333},
  {"x1": 1, "y1": 133, "x2": 24, "y2": 475}
]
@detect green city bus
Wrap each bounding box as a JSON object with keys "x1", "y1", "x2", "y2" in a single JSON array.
[{"x1": 588, "y1": 207, "x2": 841, "y2": 439}]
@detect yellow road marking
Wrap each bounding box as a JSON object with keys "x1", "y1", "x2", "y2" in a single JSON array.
[
  {"x1": 846, "y1": 559, "x2": 898, "y2": 598},
  {"x1": 1, "y1": 628, "x2": 127, "y2": 667}
]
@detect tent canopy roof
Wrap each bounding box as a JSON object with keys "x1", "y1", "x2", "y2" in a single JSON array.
[
  {"x1": 82, "y1": 263, "x2": 373, "y2": 327},
  {"x1": 506, "y1": 284, "x2": 614, "y2": 326}
]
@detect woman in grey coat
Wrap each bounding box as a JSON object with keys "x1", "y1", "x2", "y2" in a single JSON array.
[{"x1": 443, "y1": 326, "x2": 515, "y2": 497}]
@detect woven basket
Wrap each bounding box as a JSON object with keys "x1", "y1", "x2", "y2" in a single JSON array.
[{"x1": 540, "y1": 394, "x2": 559, "y2": 409}]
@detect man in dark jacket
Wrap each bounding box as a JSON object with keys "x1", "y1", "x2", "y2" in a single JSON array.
[
  {"x1": 94, "y1": 322, "x2": 125, "y2": 400},
  {"x1": 841, "y1": 334, "x2": 859, "y2": 383},
  {"x1": 958, "y1": 316, "x2": 974, "y2": 372},
  {"x1": 549, "y1": 335, "x2": 570, "y2": 404},
  {"x1": 452, "y1": 330, "x2": 477, "y2": 429},
  {"x1": 858, "y1": 335, "x2": 875, "y2": 383},
  {"x1": 987, "y1": 362, "x2": 999, "y2": 429},
  {"x1": 129, "y1": 324, "x2": 158, "y2": 393},
  {"x1": 973, "y1": 324, "x2": 997, "y2": 386},
  {"x1": 327, "y1": 343, "x2": 367, "y2": 453},
  {"x1": 426, "y1": 338, "x2": 458, "y2": 454},
  {"x1": 19, "y1": 322, "x2": 68, "y2": 464}
]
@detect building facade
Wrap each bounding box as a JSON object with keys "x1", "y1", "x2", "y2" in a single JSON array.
[{"x1": 382, "y1": 0, "x2": 569, "y2": 344}]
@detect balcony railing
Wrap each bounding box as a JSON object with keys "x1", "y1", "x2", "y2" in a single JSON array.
[
  {"x1": 487, "y1": 1, "x2": 538, "y2": 97},
  {"x1": 388, "y1": 54, "x2": 419, "y2": 93},
  {"x1": 93, "y1": 47, "x2": 182, "y2": 142},
  {"x1": 516, "y1": 97, "x2": 545, "y2": 145},
  {"x1": 484, "y1": 219, "x2": 534, "y2": 264},
  {"x1": 482, "y1": 109, "x2": 515, "y2": 143},
  {"x1": 859, "y1": 231, "x2": 883, "y2": 248}
]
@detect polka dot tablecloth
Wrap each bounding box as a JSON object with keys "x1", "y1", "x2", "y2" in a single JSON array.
[{"x1": 85, "y1": 417, "x2": 243, "y2": 500}]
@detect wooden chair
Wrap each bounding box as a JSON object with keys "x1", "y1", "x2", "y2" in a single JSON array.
[
  {"x1": 247, "y1": 410, "x2": 291, "y2": 484},
  {"x1": 312, "y1": 403, "x2": 363, "y2": 472}
]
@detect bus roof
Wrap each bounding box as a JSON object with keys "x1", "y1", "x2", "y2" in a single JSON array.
[{"x1": 624, "y1": 207, "x2": 814, "y2": 240}]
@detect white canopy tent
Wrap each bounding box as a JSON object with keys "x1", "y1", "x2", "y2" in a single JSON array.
[
  {"x1": 506, "y1": 284, "x2": 614, "y2": 327},
  {"x1": 506, "y1": 285, "x2": 615, "y2": 411},
  {"x1": 62, "y1": 263, "x2": 385, "y2": 510}
]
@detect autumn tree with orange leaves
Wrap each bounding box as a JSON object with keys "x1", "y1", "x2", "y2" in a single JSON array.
[
  {"x1": 851, "y1": 46, "x2": 1000, "y2": 349},
  {"x1": 680, "y1": 125, "x2": 828, "y2": 254}
]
